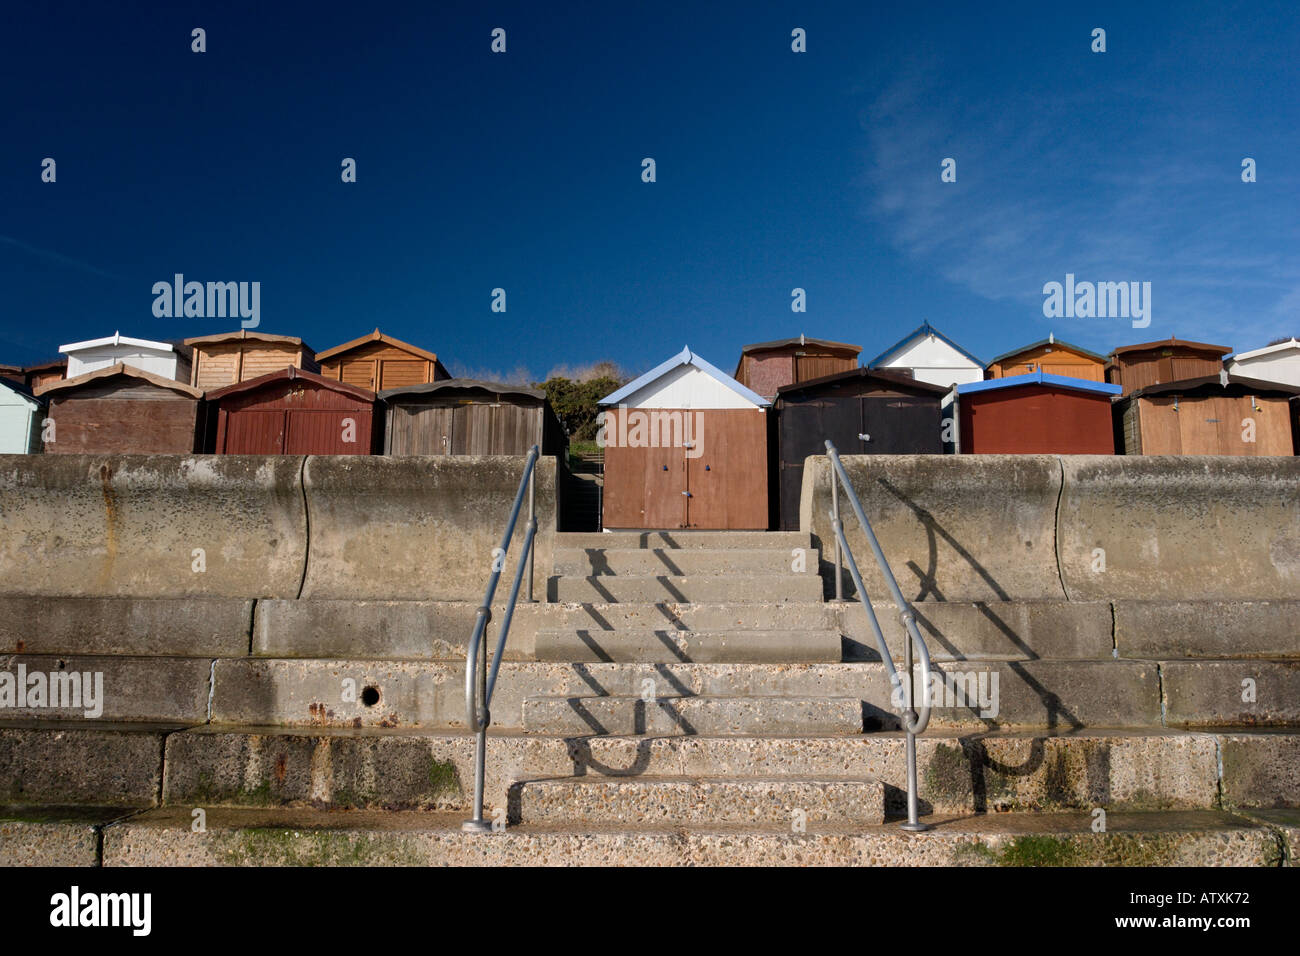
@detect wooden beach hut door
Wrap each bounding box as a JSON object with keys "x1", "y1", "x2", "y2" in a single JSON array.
[{"x1": 604, "y1": 407, "x2": 767, "y2": 529}]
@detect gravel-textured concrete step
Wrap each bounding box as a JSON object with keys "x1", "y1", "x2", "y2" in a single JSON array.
[
  {"x1": 152, "y1": 726, "x2": 1269, "y2": 817},
  {"x1": 522, "y1": 695, "x2": 864, "y2": 736},
  {"x1": 533, "y1": 627, "x2": 842, "y2": 663},
  {"x1": 0, "y1": 721, "x2": 181, "y2": 806},
  {"x1": 557, "y1": 532, "x2": 811, "y2": 551},
  {"x1": 0, "y1": 806, "x2": 138, "y2": 866},
  {"x1": 554, "y1": 548, "x2": 817, "y2": 577},
  {"x1": 553, "y1": 574, "x2": 824, "y2": 604},
  {"x1": 516, "y1": 775, "x2": 885, "y2": 825},
  {"x1": 98, "y1": 807, "x2": 1285, "y2": 867}
]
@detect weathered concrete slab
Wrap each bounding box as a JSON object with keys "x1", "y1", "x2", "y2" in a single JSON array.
[
  {"x1": 841, "y1": 600, "x2": 1114, "y2": 661},
  {"x1": 803, "y1": 455, "x2": 1065, "y2": 602},
  {"x1": 554, "y1": 548, "x2": 818, "y2": 577},
  {"x1": 0, "y1": 721, "x2": 177, "y2": 805},
  {"x1": 0, "y1": 806, "x2": 136, "y2": 866},
  {"x1": 163, "y1": 726, "x2": 469, "y2": 811},
  {"x1": 1059, "y1": 456, "x2": 1300, "y2": 601},
  {"x1": 552, "y1": 574, "x2": 824, "y2": 603},
  {"x1": 159, "y1": 726, "x2": 1226, "y2": 819},
  {"x1": 516, "y1": 776, "x2": 885, "y2": 825},
  {"x1": 522, "y1": 695, "x2": 865, "y2": 736},
  {"x1": 557, "y1": 532, "x2": 812, "y2": 550},
  {"x1": 1218, "y1": 732, "x2": 1300, "y2": 807},
  {"x1": 0, "y1": 597, "x2": 251, "y2": 657},
  {"x1": 253, "y1": 599, "x2": 558, "y2": 660},
  {"x1": 533, "y1": 627, "x2": 844, "y2": 663},
  {"x1": 300, "y1": 455, "x2": 556, "y2": 601},
  {"x1": 1115, "y1": 601, "x2": 1300, "y2": 659},
  {"x1": 0, "y1": 455, "x2": 307, "y2": 598},
  {"x1": 102, "y1": 807, "x2": 1280, "y2": 866},
  {"x1": 0, "y1": 654, "x2": 212, "y2": 723},
  {"x1": 211, "y1": 659, "x2": 1162, "y2": 731},
  {"x1": 1239, "y1": 809, "x2": 1300, "y2": 866},
  {"x1": 1161, "y1": 661, "x2": 1300, "y2": 727}
]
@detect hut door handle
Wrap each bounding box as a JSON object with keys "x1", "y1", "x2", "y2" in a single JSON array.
[
  {"x1": 681, "y1": 491, "x2": 692, "y2": 497},
  {"x1": 859, "y1": 433, "x2": 871, "y2": 442}
]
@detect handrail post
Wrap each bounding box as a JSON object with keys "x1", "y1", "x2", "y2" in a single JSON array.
[
  {"x1": 900, "y1": 623, "x2": 926, "y2": 831},
  {"x1": 462, "y1": 445, "x2": 540, "y2": 834},
  {"x1": 463, "y1": 605, "x2": 492, "y2": 833},
  {"x1": 526, "y1": 463, "x2": 536, "y2": 602},
  {"x1": 823, "y1": 440, "x2": 931, "y2": 832},
  {"x1": 831, "y1": 463, "x2": 844, "y2": 602}
]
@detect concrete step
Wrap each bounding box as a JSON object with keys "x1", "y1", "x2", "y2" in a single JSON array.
[
  {"x1": 557, "y1": 532, "x2": 811, "y2": 551},
  {"x1": 554, "y1": 547, "x2": 818, "y2": 577},
  {"x1": 521, "y1": 695, "x2": 864, "y2": 736},
  {"x1": 532, "y1": 627, "x2": 843, "y2": 663},
  {"x1": 210, "y1": 658, "x2": 1164, "y2": 731},
  {"x1": 0, "y1": 722, "x2": 179, "y2": 807},
  {"x1": 0, "y1": 806, "x2": 139, "y2": 866},
  {"x1": 97, "y1": 806, "x2": 1286, "y2": 866},
  {"x1": 552, "y1": 574, "x2": 824, "y2": 603},
  {"x1": 8, "y1": 723, "x2": 1290, "y2": 817},
  {"x1": 515, "y1": 775, "x2": 885, "y2": 825},
  {"x1": 0, "y1": 654, "x2": 212, "y2": 723}
]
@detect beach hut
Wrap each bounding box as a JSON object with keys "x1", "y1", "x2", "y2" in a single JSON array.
[
  {"x1": 1115, "y1": 372, "x2": 1298, "y2": 456},
  {"x1": 380, "y1": 379, "x2": 565, "y2": 456},
  {"x1": 598, "y1": 346, "x2": 770, "y2": 530},
  {"x1": 773, "y1": 368, "x2": 948, "y2": 530},
  {"x1": 986, "y1": 334, "x2": 1107, "y2": 381},
  {"x1": 22, "y1": 359, "x2": 66, "y2": 392},
  {"x1": 0, "y1": 379, "x2": 43, "y2": 453},
  {"x1": 953, "y1": 372, "x2": 1121, "y2": 455},
  {"x1": 205, "y1": 366, "x2": 378, "y2": 455},
  {"x1": 36, "y1": 364, "x2": 204, "y2": 454},
  {"x1": 866, "y1": 322, "x2": 985, "y2": 387},
  {"x1": 0, "y1": 365, "x2": 24, "y2": 387},
  {"x1": 184, "y1": 330, "x2": 318, "y2": 389},
  {"x1": 733, "y1": 335, "x2": 862, "y2": 399},
  {"x1": 59, "y1": 331, "x2": 191, "y2": 383},
  {"x1": 317, "y1": 329, "x2": 450, "y2": 392},
  {"x1": 1226, "y1": 338, "x2": 1300, "y2": 388},
  {"x1": 1106, "y1": 336, "x2": 1231, "y2": 395}
]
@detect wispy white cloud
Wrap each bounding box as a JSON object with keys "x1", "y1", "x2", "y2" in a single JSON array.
[
  {"x1": 859, "y1": 69, "x2": 1300, "y2": 348},
  {"x1": 0, "y1": 234, "x2": 122, "y2": 280}
]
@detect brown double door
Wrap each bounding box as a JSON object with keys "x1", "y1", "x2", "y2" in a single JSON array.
[{"x1": 602, "y1": 408, "x2": 768, "y2": 529}]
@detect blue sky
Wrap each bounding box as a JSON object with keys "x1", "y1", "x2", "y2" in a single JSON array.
[{"x1": 2, "y1": 1, "x2": 1296, "y2": 379}]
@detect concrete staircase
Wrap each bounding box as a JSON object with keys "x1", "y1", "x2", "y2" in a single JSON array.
[{"x1": 2, "y1": 529, "x2": 1299, "y2": 866}]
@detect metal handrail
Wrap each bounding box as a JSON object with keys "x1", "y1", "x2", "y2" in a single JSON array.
[
  {"x1": 824, "y1": 440, "x2": 933, "y2": 831},
  {"x1": 463, "y1": 445, "x2": 540, "y2": 833}
]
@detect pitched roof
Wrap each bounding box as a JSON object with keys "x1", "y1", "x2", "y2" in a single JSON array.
[
  {"x1": 599, "y1": 345, "x2": 770, "y2": 407},
  {"x1": 204, "y1": 365, "x2": 376, "y2": 402},
  {"x1": 58, "y1": 331, "x2": 184, "y2": 355},
  {"x1": 0, "y1": 377, "x2": 41, "y2": 406},
  {"x1": 738, "y1": 335, "x2": 862, "y2": 355},
  {"x1": 957, "y1": 370, "x2": 1122, "y2": 396},
  {"x1": 1109, "y1": 336, "x2": 1231, "y2": 358},
  {"x1": 36, "y1": 362, "x2": 203, "y2": 398},
  {"x1": 775, "y1": 366, "x2": 950, "y2": 397},
  {"x1": 987, "y1": 333, "x2": 1108, "y2": 366},
  {"x1": 866, "y1": 322, "x2": 985, "y2": 369},
  {"x1": 1228, "y1": 338, "x2": 1300, "y2": 362},
  {"x1": 380, "y1": 379, "x2": 545, "y2": 402},
  {"x1": 1126, "y1": 371, "x2": 1300, "y2": 399},
  {"x1": 183, "y1": 329, "x2": 312, "y2": 348},
  {"x1": 316, "y1": 328, "x2": 441, "y2": 364}
]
